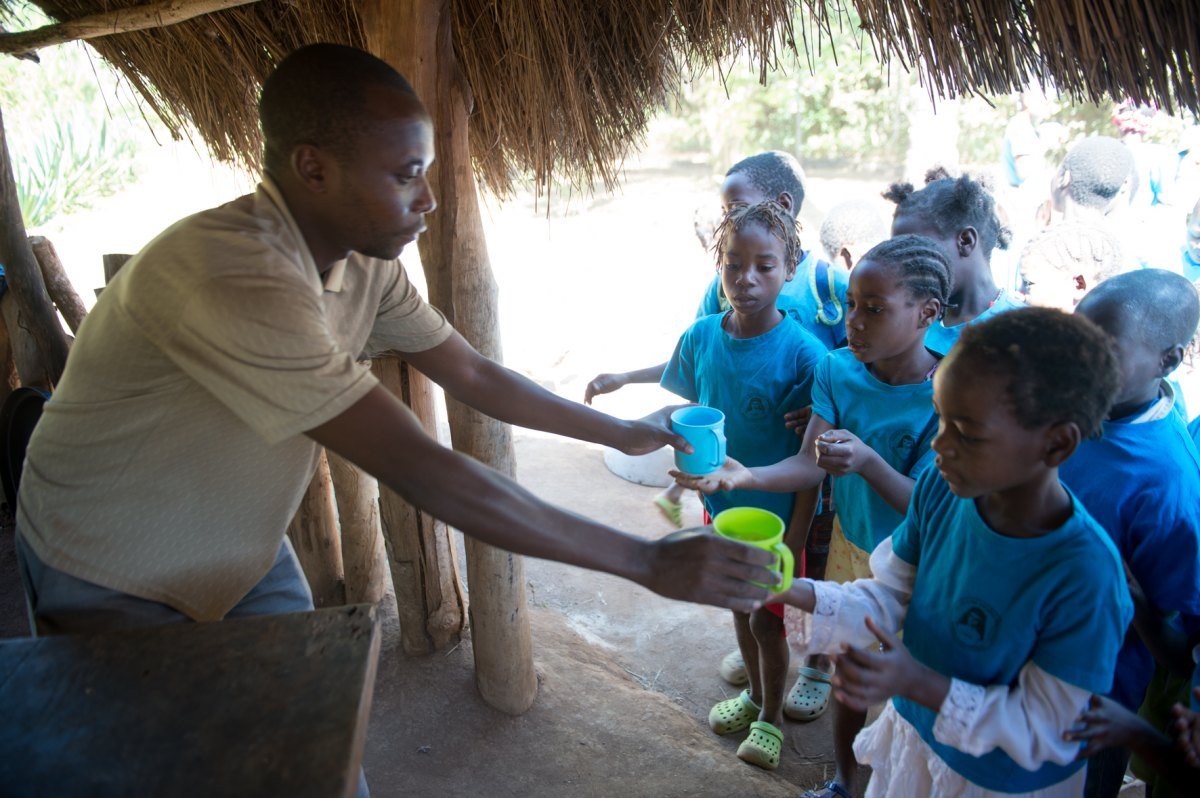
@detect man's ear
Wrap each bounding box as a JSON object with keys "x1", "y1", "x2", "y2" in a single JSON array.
[
  {"x1": 292, "y1": 144, "x2": 332, "y2": 193},
  {"x1": 1043, "y1": 421, "x2": 1081, "y2": 468},
  {"x1": 1160, "y1": 344, "x2": 1185, "y2": 377},
  {"x1": 957, "y1": 227, "x2": 978, "y2": 258},
  {"x1": 776, "y1": 191, "x2": 795, "y2": 215}
]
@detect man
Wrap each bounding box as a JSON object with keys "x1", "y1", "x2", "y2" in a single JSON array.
[{"x1": 14, "y1": 44, "x2": 773, "y2": 637}]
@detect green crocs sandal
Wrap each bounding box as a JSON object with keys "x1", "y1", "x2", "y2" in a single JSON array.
[
  {"x1": 736, "y1": 720, "x2": 783, "y2": 770},
  {"x1": 784, "y1": 666, "x2": 833, "y2": 722},
  {"x1": 653, "y1": 493, "x2": 683, "y2": 527},
  {"x1": 708, "y1": 689, "x2": 760, "y2": 735}
]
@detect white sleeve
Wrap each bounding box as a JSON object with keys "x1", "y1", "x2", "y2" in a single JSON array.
[
  {"x1": 783, "y1": 537, "x2": 914, "y2": 656},
  {"x1": 933, "y1": 662, "x2": 1090, "y2": 769}
]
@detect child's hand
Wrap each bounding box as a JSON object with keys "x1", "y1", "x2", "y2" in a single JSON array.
[
  {"x1": 1064, "y1": 694, "x2": 1153, "y2": 758},
  {"x1": 669, "y1": 457, "x2": 752, "y2": 494},
  {"x1": 584, "y1": 372, "x2": 628, "y2": 405},
  {"x1": 1171, "y1": 690, "x2": 1200, "y2": 767},
  {"x1": 815, "y1": 429, "x2": 875, "y2": 476},
  {"x1": 830, "y1": 617, "x2": 922, "y2": 712},
  {"x1": 784, "y1": 405, "x2": 813, "y2": 438}
]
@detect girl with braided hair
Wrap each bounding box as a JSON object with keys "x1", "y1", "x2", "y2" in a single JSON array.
[
  {"x1": 674, "y1": 234, "x2": 952, "y2": 791},
  {"x1": 889, "y1": 168, "x2": 1024, "y2": 355}
]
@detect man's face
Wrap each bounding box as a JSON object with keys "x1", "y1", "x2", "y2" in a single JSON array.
[{"x1": 326, "y1": 89, "x2": 436, "y2": 260}]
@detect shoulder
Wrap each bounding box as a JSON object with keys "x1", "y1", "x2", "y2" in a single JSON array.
[
  {"x1": 779, "y1": 317, "x2": 828, "y2": 357},
  {"x1": 1057, "y1": 495, "x2": 1127, "y2": 580}
]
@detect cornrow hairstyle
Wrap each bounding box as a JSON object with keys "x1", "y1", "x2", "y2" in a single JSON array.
[
  {"x1": 883, "y1": 168, "x2": 1013, "y2": 256},
  {"x1": 859, "y1": 234, "x2": 953, "y2": 319},
  {"x1": 1077, "y1": 269, "x2": 1200, "y2": 352},
  {"x1": 712, "y1": 200, "x2": 802, "y2": 272},
  {"x1": 1018, "y1": 221, "x2": 1124, "y2": 285},
  {"x1": 726, "y1": 151, "x2": 806, "y2": 211},
  {"x1": 1061, "y1": 136, "x2": 1135, "y2": 209},
  {"x1": 819, "y1": 199, "x2": 889, "y2": 263},
  {"x1": 953, "y1": 308, "x2": 1120, "y2": 438}
]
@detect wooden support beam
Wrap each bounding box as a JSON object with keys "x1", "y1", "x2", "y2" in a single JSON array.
[
  {"x1": 359, "y1": 0, "x2": 537, "y2": 715},
  {"x1": 286, "y1": 450, "x2": 346, "y2": 608},
  {"x1": 0, "y1": 105, "x2": 69, "y2": 387},
  {"x1": 371, "y1": 356, "x2": 466, "y2": 656},
  {"x1": 0, "y1": 0, "x2": 262, "y2": 58},
  {"x1": 29, "y1": 237, "x2": 87, "y2": 335},
  {"x1": 327, "y1": 448, "x2": 401, "y2": 651}
]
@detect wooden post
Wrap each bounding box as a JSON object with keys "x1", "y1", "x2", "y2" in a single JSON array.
[
  {"x1": 326, "y1": 448, "x2": 401, "y2": 651},
  {"x1": 286, "y1": 450, "x2": 346, "y2": 608},
  {"x1": 358, "y1": 0, "x2": 537, "y2": 714},
  {"x1": 0, "y1": 105, "x2": 70, "y2": 387},
  {"x1": 28, "y1": 237, "x2": 87, "y2": 335},
  {"x1": 370, "y1": 356, "x2": 466, "y2": 656}
]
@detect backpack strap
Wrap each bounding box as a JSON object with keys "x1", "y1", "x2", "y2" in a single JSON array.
[{"x1": 812, "y1": 259, "x2": 844, "y2": 327}]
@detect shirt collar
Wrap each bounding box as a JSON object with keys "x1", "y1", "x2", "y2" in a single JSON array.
[{"x1": 258, "y1": 177, "x2": 347, "y2": 294}]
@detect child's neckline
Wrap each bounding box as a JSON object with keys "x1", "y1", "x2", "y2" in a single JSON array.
[
  {"x1": 720, "y1": 308, "x2": 785, "y2": 340},
  {"x1": 973, "y1": 481, "x2": 1075, "y2": 540},
  {"x1": 863, "y1": 348, "x2": 941, "y2": 387}
]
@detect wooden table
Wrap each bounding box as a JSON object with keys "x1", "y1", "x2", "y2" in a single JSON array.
[{"x1": 0, "y1": 604, "x2": 380, "y2": 797}]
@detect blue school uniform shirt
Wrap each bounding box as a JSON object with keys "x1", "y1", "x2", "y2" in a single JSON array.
[
  {"x1": 696, "y1": 250, "x2": 849, "y2": 350},
  {"x1": 810, "y1": 348, "x2": 937, "y2": 552},
  {"x1": 892, "y1": 469, "x2": 1131, "y2": 793},
  {"x1": 661, "y1": 312, "x2": 826, "y2": 521},
  {"x1": 924, "y1": 291, "x2": 1025, "y2": 356},
  {"x1": 1060, "y1": 409, "x2": 1200, "y2": 710}
]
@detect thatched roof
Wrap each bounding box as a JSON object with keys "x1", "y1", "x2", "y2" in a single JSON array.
[{"x1": 2, "y1": 1, "x2": 1197, "y2": 195}]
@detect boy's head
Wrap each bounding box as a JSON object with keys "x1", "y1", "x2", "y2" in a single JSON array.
[
  {"x1": 713, "y1": 201, "x2": 800, "y2": 314},
  {"x1": 819, "y1": 200, "x2": 889, "y2": 271},
  {"x1": 933, "y1": 308, "x2": 1120, "y2": 496},
  {"x1": 1051, "y1": 136, "x2": 1134, "y2": 215},
  {"x1": 885, "y1": 167, "x2": 1012, "y2": 273},
  {"x1": 259, "y1": 44, "x2": 435, "y2": 260},
  {"x1": 721, "y1": 152, "x2": 806, "y2": 219},
  {"x1": 1186, "y1": 197, "x2": 1200, "y2": 266},
  {"x1": 1018, "y1": 221, "x2": 1124, "y2": 311},
  {"x1": 1075, "y1": 270, "x2": 1200, "y2": 411}
]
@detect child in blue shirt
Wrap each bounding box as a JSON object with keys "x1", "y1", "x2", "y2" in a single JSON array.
[
  {"x1": 674, "y1": 234, "x2": 952, "y2": 789},
  {"x1": 888, "y1": 168, "x2": 1024, "y2": 355},
  {"x1": 1058, "y1": 269, "x2": 1200, "y2": 798},
  {"x1": 778, "y1": 308, "x2": 1132, "y2": 796},
  {"x1": 660, "y1": 201, "x2": 826, "y2": 772}
]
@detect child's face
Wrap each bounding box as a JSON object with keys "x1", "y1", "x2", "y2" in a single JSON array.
[
  {"x1": 843, "y1": 258, "x2": 936, "y2": 363},
  {"x1": 931, "y1": 355, "x2": 1056, "y2": 498},
  {"x1": 720, "y1": 174, "x2": 772, "y2": 215},
  {"x1": 1019, "y1": 257, "x2": 1086, "y2": 311},
  {"x1": 718, "y1": 223, "x2": 794, "y2": 318}
]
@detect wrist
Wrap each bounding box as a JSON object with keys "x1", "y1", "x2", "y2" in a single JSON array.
[{"x1": 907, "y1": 663, "x2": 952, "y2": 711}]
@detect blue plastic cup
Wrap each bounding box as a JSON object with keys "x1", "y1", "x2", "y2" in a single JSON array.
[{"x1": 670, "y1": 406, "x2": 726, "y2": 475}]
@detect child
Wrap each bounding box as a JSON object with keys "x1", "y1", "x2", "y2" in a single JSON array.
[
  {"x1": 660, "y1": 201, "x2": 827, "y2": 770},
  {"x1": 1017, "y1": 221, "x2": 1125, "y2": 311},
  {"x1": 779, "y1": 308, "x2": 1132, "y2": 797},
  {"x1": 674, "y1": 234, "x2": 952, "y2": 789},
  {"x1": 888, "y1": 168, "x2": 1023, "y2": 355},
  {"x1": 819, "y1": 199, "x2": 890, "y2": 272},
  {"x1": 1057, "y1": 270, "x2": 1200, "y2": 798}
]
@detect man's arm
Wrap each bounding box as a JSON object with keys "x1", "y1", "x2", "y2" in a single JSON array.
[
  {"x1": 400, "y1": 333, "x2": 683, "y2": 455},
  {"x1": 307, "y1": 385, "x2": 774, "y2": 611}
]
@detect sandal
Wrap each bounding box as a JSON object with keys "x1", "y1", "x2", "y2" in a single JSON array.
[
  {"x1": 719, "y1": 648, "x2": 748, "y2": 686},
  {"x1": 736, "y1": 720, "x2": 783, "y2": 770},
  {"x1": 653, "y1": 492, "x2": 683, "y2": 527},
  {"x1": 784, "y1": 666, "x2": 833, "y2": 722},
  {"x1": 708, "y1": 689, "x2": 760, "y2": 735},
  {"x1": 799, "y1": 781, "x2": 853, "y2": 798}
]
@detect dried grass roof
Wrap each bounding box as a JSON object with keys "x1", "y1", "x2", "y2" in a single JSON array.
[{"x1": 3, "y1": 0, "x2": 1197, "y2": 196}]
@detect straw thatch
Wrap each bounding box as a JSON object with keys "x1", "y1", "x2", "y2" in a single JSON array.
[{"x1": 1, "y1": 0, "x2": 1197, "y2": 196}]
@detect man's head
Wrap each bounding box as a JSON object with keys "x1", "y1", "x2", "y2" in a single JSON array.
[
  {"x1": 819, "y1": 199, "x2": 889, "y2": 270},
  {"x1": 720, "y1": 151, "x2": 806, "y2": 219},
  {"x1": 259, "y1": 44, "x2": 435, "y2": 262},
  {"x1": 1051, "y1": 136, "x2": 1135, "y2": 215},
  {"x1": 1075, "y1": 269, "x2": 1200, "y2": 412}
]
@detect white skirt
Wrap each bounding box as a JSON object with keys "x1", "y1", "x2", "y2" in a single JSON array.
[{"x1": 854, "y1": 703, "x2": 1087, "y2": 798}]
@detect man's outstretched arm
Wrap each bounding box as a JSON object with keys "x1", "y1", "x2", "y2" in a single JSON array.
[{"x1": 307, "y1": 384, "x2": 772, "y2": 612}]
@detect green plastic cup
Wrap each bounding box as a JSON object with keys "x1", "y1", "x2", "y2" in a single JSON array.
[{"x1": 712, "y1": 507, "x2": 794, "y2": 593}]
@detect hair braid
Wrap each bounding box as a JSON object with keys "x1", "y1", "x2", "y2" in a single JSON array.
[
  {"x1": 860, "y1": 234, "x2": 953, "y2": 318},
  {"x1": 712, "y1": 200, "x2": 802, "y2": 268}
]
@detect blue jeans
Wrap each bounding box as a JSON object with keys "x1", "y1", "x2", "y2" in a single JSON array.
[{"x1": 15, "y1": 531, "x2": 369, "y2": 798}]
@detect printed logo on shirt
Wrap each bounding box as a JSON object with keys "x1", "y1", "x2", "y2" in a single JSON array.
[
  {"x1": 889, "y1": 430, "x2": 919, "y2": 460},
  {"x1": 742, "y1": 394, "x2": 769, "y2": 420},
  {"x1": 953, "y1": 600, "x2": 1000, "y2": 648}
]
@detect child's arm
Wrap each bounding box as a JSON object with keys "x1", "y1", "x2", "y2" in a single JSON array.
[
  {"x1": 783, "y1": 484, "x2": 821, "y2": 556},
  {"x1": 1067, "y1": 695, "x2": 1200, "y2": 792},
  {"x1": 1126, "y1": 563, "x2": 1199, "y2": 681},
  {"x1": 583, "y1": 363, "x2": 668, "y2": 404},
  {"x1": 814, "y1": 429, "x2": 915, "y2": 514}
]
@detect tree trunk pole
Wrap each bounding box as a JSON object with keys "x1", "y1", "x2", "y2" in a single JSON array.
[
  {"x1": 29, "y1": 236, "x2": 87, "y2": 335},
  {"x1": 357, "y1": 0, "x2": 537, "y2": 714},
  {"x1": 0, "y1": 105, "x2": 70, "y2": 387},
  {"x1": 327, "y1": 448, "x2": 401, "y2": 651},
  {"x1": 286, "y1": 450, "x2": 346, "y2": 608}
]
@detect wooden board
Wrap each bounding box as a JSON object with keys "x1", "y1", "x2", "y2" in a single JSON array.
[{"x1": 0, "y1": 604, "x2": 380, "y2": 797}]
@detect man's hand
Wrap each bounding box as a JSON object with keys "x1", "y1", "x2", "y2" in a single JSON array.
[
  {"x1": 584, "y1": 372, "x2": 629, "y2": 405},
  {"x1": 670, "y1": 456, "x2": 753, "y2": 494},
  {"x1": 815, "y1": 429, "x2": 876, "y2": 477},
  {"x1": 832, "y1": 617, "x2": 939, "y2": 712},
  {"x1": 1065, "y1": 694, "x2": 1158, "y2": 759},
  {"x1": 784, "y1": 406, "x2": 813, "y2": 438},
  {"x1": 639, "y1": 528, "x2": 773, "y2": 613},
  {"x1": 613, "y1": 404, "x2": 693, "y2": 456}
]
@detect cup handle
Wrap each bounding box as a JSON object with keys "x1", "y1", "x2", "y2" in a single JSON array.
[
  {"x1": 771, "y1": 542, "x2": 794, "y2": 593},
  {"x1": 707, "y1": 429, "x2": 724, "y2": 470}
]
